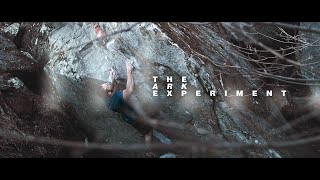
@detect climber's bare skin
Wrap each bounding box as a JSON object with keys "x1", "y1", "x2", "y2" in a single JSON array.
[
  {"x1": 101, "y1": 68, "x2": 117, "y2": 97},
  {"x1": 93, "y1": 22, "x2": 107, "y2": 45}
]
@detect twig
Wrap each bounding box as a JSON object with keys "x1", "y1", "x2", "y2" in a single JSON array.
[
  {"x1": 256, "y1": 22, "x2": 320, "y2": 35},
  {"x1": 222, "y1": 23, "x2": 302, "y2": 67},
  {"x1": 1, "y1": 128, "x2": 320, "y2": 154}
]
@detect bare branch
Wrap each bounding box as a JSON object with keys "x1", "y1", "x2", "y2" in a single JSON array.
[
  {"x1": 1, "y1": 127, "x2": 320, "y2": 155},
  {"x1": 222, "y1": 22, "x2": 302, "y2": 67},
  {"x1": 256, "y1": 22, "x2": 320, "y2": 35}
]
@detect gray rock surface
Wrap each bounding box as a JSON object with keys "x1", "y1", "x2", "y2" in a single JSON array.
[{"x1": 300, "y1": 22, "x2": 320, "y2": 95}]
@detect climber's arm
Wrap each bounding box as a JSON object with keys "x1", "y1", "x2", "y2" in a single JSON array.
[
  {"x1": 123, "y1": 63, "x2": 134, "y2": 101},
  {"x1": 110, "y1": 70, "x2": 117, "y2": 91}
]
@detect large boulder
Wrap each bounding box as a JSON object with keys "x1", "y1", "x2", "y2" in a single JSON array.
[
  {"x1": 0, "y1": 73, "x2": 72, "y2": 157},
  {"x1": 15, "y1": 22, "x2": 318, "y2": 157},
  {"x1": 0, "y1": 33, "x2": 39, "y2": 73},
  {"x1": 0, "y1": 29, "x2": 77, "y2": 157},
  {"x1": 300, "y1": 22, "x2": 320, "y2": 96}
]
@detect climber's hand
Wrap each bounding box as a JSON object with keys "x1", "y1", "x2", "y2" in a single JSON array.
[
  {"x1": 110, "y1": 68, "x2": 116, "y2": 79},
  {"x1": 94, "y1": 23, "x2": 106, "y2": 38},
  {"x1": 112, "y1": 71, "x2": 117, "y2": 79},
  {"x1": 126, "y1": 62, "x2": 134, "y2": 73}
]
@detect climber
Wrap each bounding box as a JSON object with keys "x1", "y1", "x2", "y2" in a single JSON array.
[
  {"x1": 93, "y1": 22, "x2": 107, "y2": 45},
  {"x1": 97, "y1": 62, "x2": 155, "y2": 157}
]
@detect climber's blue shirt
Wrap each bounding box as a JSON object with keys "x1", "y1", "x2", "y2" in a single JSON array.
[
  {"x1": 106, "y1": 90, "x2": 152, "y2": 136},
  {"x1": 107, "y1": 90, "x2": 135, "y2": 124}
]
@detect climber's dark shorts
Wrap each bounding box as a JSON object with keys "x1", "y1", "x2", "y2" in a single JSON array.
[
  {"x1": 122, "y1": 114, "x2": 152, "y2": 135},
  {"x1": 107, "y1": 90, "x2": 152, "y2": 135}
]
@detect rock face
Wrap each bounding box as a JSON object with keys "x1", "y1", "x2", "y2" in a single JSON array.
[
  {"x1": 157, "y1": 23, "x2": 291, "y2": 157},
  {"x1": 0, "y1": 32, "x2": 76, "y2": 157},
  {"x1": 1, "y1": 22, "x2": 318, "y2": 157},
  {"x1": 300, "y1": 22, "x2": 320, "y2": 96},
  {"x1": 0, "y1": 34, "x2": 39, "y2": 73}
]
